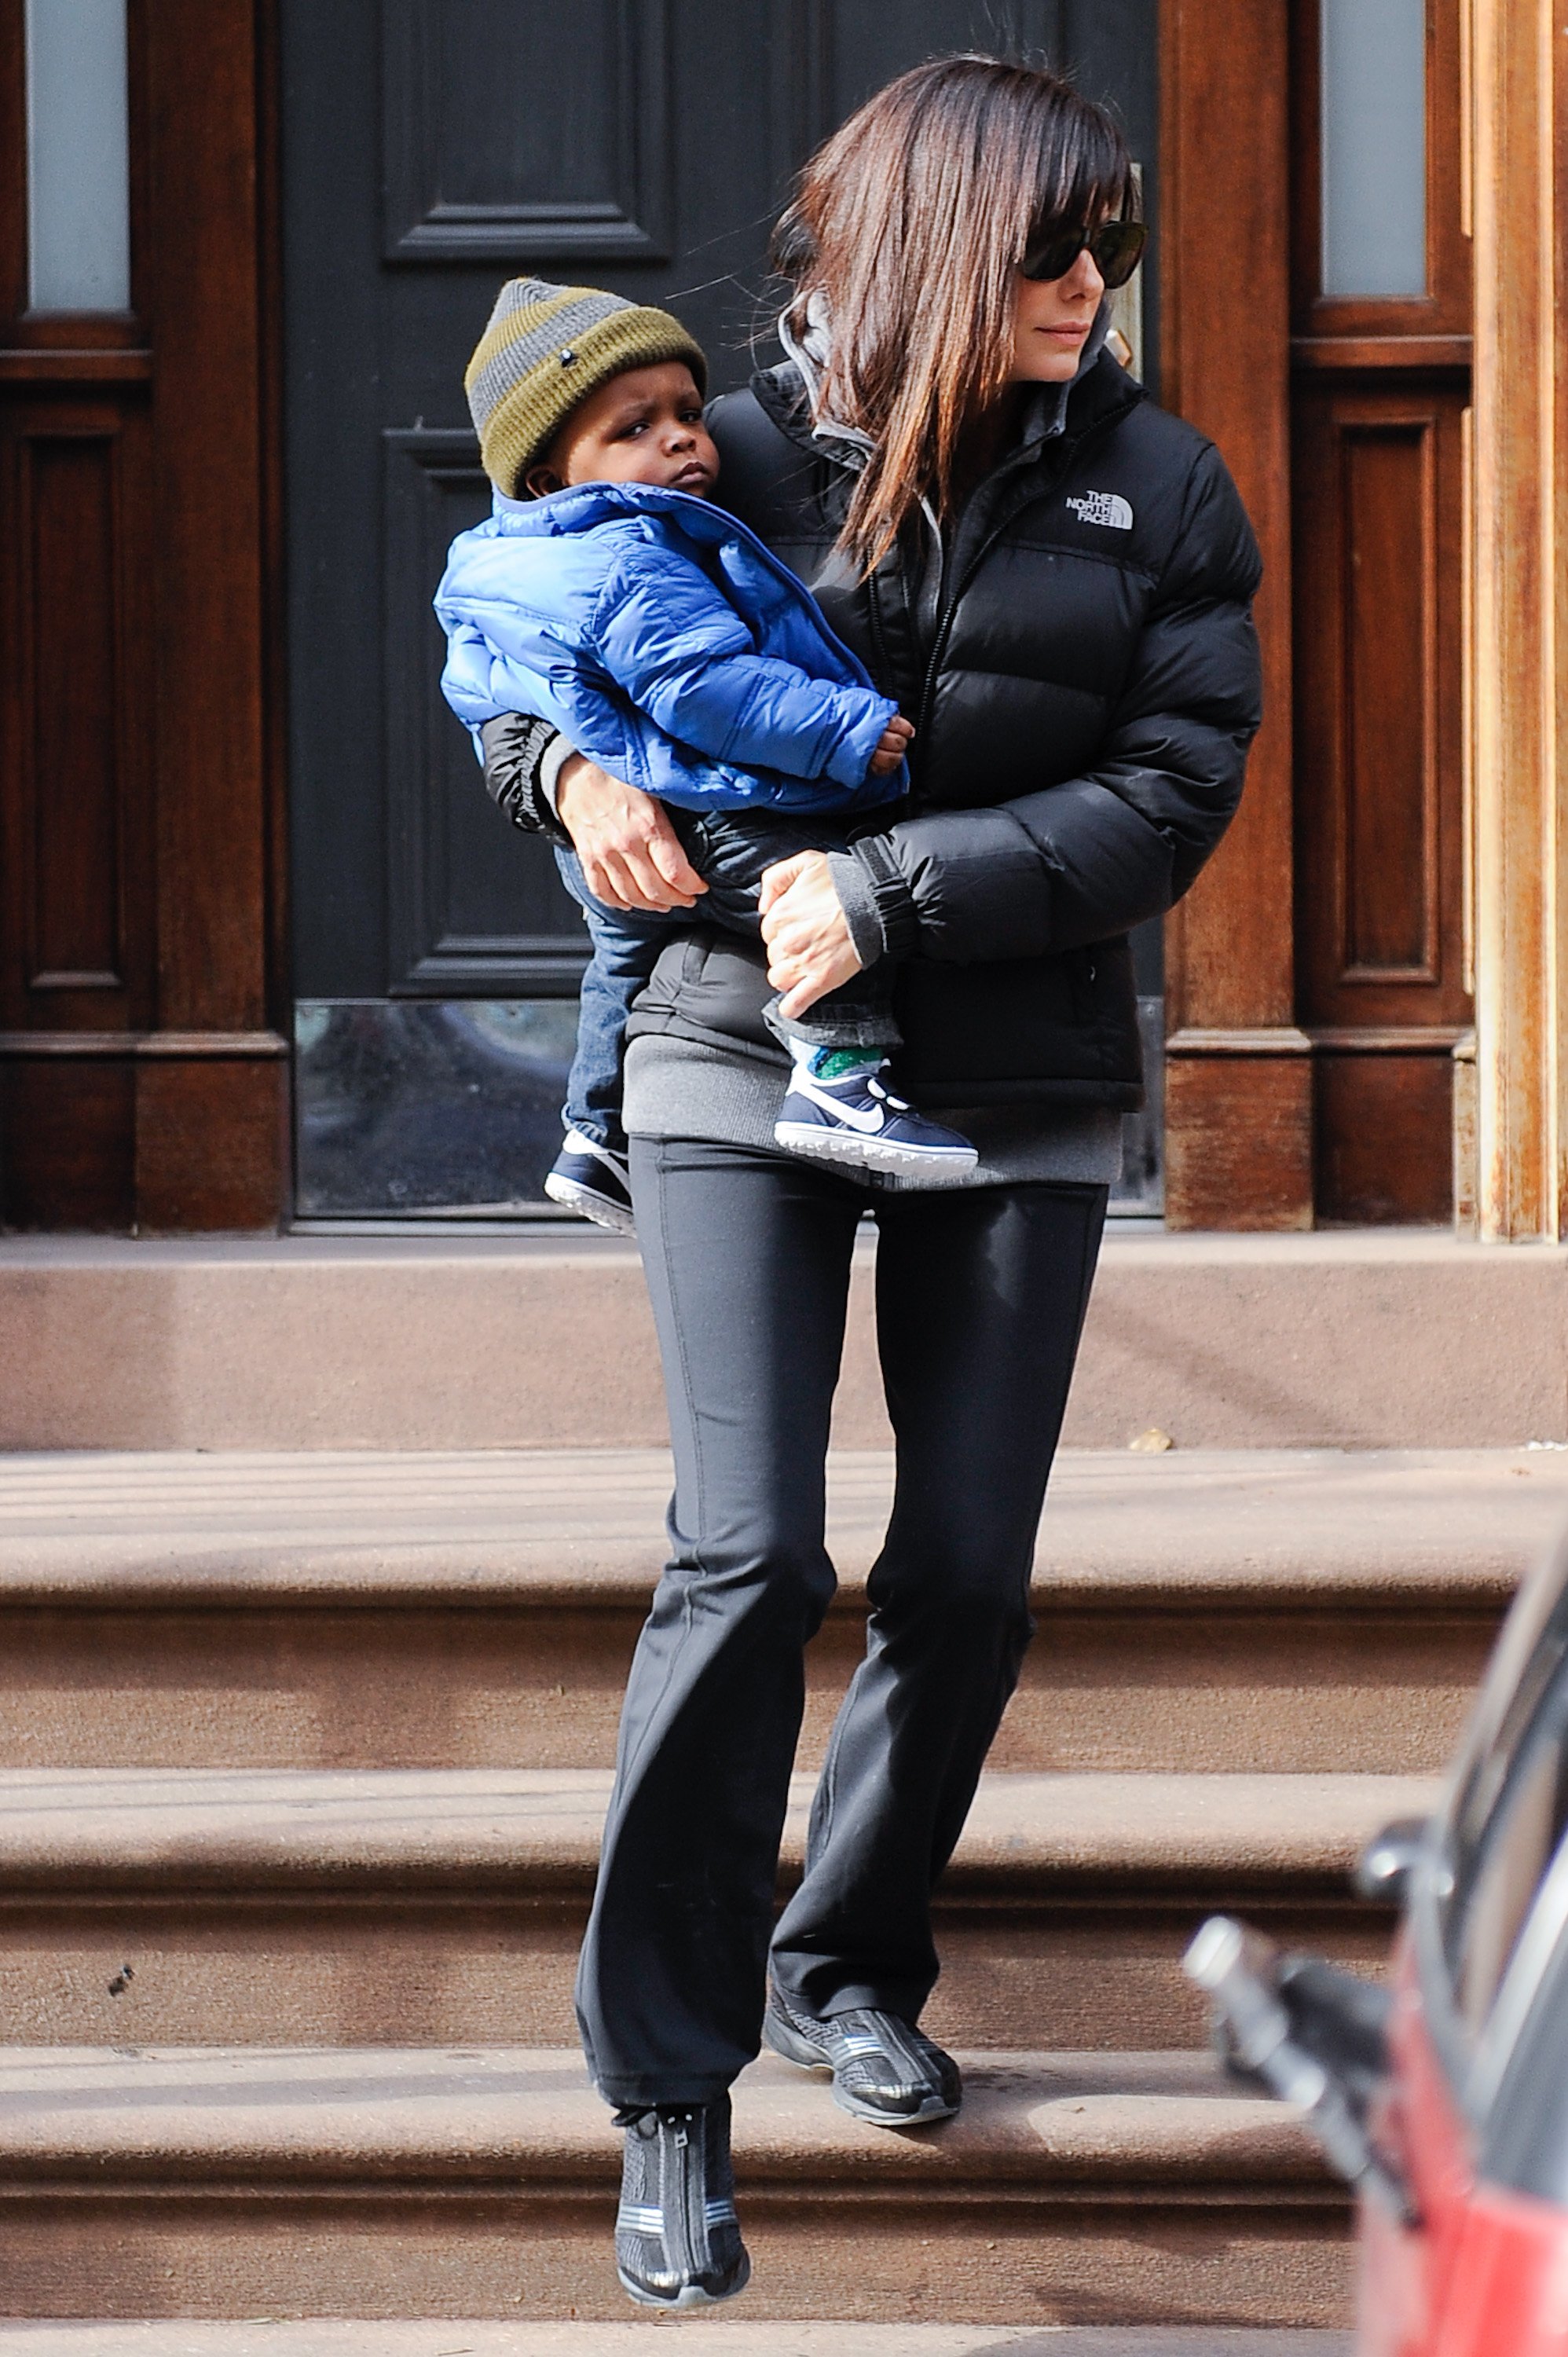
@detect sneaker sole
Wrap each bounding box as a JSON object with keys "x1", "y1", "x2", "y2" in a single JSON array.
[
  {"x1": 543, "y1": 1171, "x2": 637, "y2": 1237},
  {"x1": 762, "y1": 2007, "x2": 961, "y2": 2129},
  {"x1": 772, "y1": 1123, "x2": 979, "y2": 1179},
  {"x1": 617, "y1": 2254, "x2": 752, "y2": 2311}
]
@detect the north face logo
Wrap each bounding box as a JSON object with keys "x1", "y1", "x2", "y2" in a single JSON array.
[{"x1": 1065, "y1": 490, "x2": 1134, "y2": 530}]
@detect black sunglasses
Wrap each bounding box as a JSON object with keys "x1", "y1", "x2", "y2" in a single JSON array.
[{"x1": 1021, "y1": 214, "x2": 1147, "y2": 289}]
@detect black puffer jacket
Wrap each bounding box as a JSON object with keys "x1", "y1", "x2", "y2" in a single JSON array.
[{"x1": 622, "y1": 350, "x2": 1262, "y2": 1108}]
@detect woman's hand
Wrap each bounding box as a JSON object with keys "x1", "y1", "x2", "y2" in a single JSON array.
[
  {"x1": 555, "y1": 753, "x2": 708, "y2": 913},
  {"x1": 759, "y1": 851, "x2": 863, "y2": 1018}
]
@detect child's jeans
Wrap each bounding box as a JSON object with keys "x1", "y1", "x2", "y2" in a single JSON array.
[{"x1": 556, "y1": 808, "x2": 899, "y2": 1153}]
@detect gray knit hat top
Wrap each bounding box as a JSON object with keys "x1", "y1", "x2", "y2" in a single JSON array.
[{"x1": 464, "y1": 277, "x2": 708, "y2": 495}]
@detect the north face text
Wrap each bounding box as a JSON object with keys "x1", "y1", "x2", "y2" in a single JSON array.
[{"x1": 1065, "y1": 490, "x2": 1134, "y2": 530}]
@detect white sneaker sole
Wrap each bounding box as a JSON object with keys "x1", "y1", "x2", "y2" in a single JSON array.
[
  {"x1": 544, "y1": 1169, "x2": 637, "y2": 1236},
  {"x1": 773, "y1": 1121, "x2": 979, "y2": 1179}
]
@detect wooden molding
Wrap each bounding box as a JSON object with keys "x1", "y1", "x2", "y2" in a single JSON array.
[
  {"x1": 145, "y1": 0, "x2": 270, "y2": 1037},
  {"x1": 1160, "y1": 0, "x2": 1308, "y2": 1230},
  {"x1": 1164, "y1": 1053, "x2": 1314, "y2": 1232},
  {"x1": 0, "y1": 1030, "x2": 288, "y2": 1058},
  {"x1": 0, "y1": 350, "x2": 154, "y2": 383},
  {"x1": 1303, "y1": 1025, "x2": 1471, "y2": 1054},
  {"x1": 0, "y1": 1051, "x2": 287, "y2": 1230},
  {"x1": 1165, "y1": 1027, "x2": 1313, "y2": 1057},
  {"x1": 1468, "y1": 0, "x2": 1568, "y2": 1237},
  {"x1": 1291, "y1": 336, "x2": 1474, "y2": 373}
]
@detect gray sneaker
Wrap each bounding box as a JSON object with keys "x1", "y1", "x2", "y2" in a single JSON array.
[
  {"x1": 763, "y1": 1986, "x2": 962, "y2": 2126},
  {"x1": 612, "y1": 2095, "x2": 750, "y2": 2310}
]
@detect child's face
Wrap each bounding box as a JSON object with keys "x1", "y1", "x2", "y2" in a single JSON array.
[{"x1": 525, "y1": 362, "x2": 719, "y2": 499}]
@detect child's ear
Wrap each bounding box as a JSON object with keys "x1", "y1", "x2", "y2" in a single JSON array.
[{"x1": 522, "y1": 461, "x2": 565, "y2": 498}]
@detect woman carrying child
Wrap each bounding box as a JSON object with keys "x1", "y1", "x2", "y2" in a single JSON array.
[{"x1": 459, "y1": 54, "x2": 1262, "y2": 2311}]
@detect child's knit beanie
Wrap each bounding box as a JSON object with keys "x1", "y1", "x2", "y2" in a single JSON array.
[{"x1": 465, "y1": 278, "x2": 708, "y2": 496}]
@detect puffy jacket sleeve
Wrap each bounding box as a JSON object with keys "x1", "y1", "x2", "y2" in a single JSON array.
[
  {"x1": 850, "y1": 439, "x2": 1262, "y2": 963},
  {"x1": 595, "y1": 544, "x2": 899, "y2": 791}
]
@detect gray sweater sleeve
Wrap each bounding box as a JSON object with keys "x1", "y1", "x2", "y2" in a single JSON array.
[{"x1": 827, "y1": 849, "x2": 888, "y2": 969}]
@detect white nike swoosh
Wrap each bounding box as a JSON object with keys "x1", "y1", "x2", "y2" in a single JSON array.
[{"x1": 791, "y1": 1077, "x2": 888, "y2": 1132}]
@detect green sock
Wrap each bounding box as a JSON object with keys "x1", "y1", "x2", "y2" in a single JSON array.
[{"x1": 804, "y1": 1047, "x2": 885, "y2": 1080}]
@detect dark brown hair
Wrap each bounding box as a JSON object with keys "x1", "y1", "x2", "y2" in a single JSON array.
[{"x1": 772, "y1": 55, "x2": 1134, "y2": 574}]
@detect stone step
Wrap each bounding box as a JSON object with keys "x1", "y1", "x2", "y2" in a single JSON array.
[
  {"x1": 0, "y1": 1447, "x2": 1544, "y2": 1775},
  {"x1": 0, "y1": 1768, "x2": 1427, "y2": 2050},
  {"x1": 0, "y1": 2328, "x2": 1354, "y2": 2355},
  {"x1": 5, "y1": 1228, "x2": 1568, "y2": 1452},
  {"x1": 0, "y1": 2044, "x2": 1350, "y2": 2326}
]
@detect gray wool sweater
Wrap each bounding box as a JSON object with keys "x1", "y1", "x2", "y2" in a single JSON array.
[{"x1": 621, "y1": 1036, "x2": 1124, "y2": 1190}]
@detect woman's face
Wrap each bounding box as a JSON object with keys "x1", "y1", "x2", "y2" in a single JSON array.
[{"x1": 1008, "y1": 242, "x2": 1106, "y2": 383}]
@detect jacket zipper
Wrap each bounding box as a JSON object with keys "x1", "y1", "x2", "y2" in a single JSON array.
[{"x1": 665, "y1": 2109, "x2": 702, "y2": 2275}]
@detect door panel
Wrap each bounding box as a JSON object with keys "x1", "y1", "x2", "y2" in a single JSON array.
[
  {"x1": 284, "y1": 1, "x2": 1157, "y2": 1218},
  {"x1": 1289, "y1": 0, "x2": 1471, "y2": 1226},
  {"x1": 383, "y1": 0, "x2": 673, "y2": 264},
  {"x1": 1295, "y1": 387, "x2": 1467, "y2": 1017}
]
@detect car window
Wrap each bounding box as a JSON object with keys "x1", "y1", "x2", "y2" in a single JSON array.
[
  {"x1": 1445, "y1": 1552, "x2": 1568, "y2": 1912},
  {"x1": 1453, "y1": 1727, "x2": 1568, "y2": 2039},
  {"x1": 1437, "y1": 1543, "x2": 1568, "y2": 2079},
  {"x1": 1478, "y1": 1858, "x2": 1568, "y2": 2200}
]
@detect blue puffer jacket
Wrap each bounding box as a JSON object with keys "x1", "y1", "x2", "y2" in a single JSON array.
[{"x1": 435, "y1": 481, "x2": 903, "y2": 816}]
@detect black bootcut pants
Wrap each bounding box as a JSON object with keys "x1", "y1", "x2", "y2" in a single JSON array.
[{"x1": 574, "y1": 1137, "x2": 1107, "y2": 2108}]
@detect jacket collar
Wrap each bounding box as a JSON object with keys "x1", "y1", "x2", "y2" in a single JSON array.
[{"x1": 749, "y1": 339, "x2": 1145, "y2": 478}]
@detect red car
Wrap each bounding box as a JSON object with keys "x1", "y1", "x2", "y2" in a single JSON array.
[{"x1": 1189, "y1": 1535, "x2": 1568, "y2": 2357}]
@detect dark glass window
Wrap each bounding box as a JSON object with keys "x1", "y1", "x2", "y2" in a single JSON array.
[
  {"x1": 1453, "y1": 1732, "x2": 1568, "y2": 2041},
  {"x1": 1442, "y1": 1563, "x2": 1568, "y2": 1996}
]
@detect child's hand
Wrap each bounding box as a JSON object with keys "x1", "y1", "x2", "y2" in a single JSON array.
[{"x1": 868, "y1": 715, "x2": 915, "y2": 778}]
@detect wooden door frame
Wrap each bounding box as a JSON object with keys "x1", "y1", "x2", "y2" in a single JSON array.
[
  {"x1": 1158, "y1": 0, "x2": 1311, "y2": 1229},
  {"x1": 0, "y1": 0, "x2": 287, "y2": 1231},
  {"x1": 1466, "y1": 0, "x2": 1568, "y2": 1240}
]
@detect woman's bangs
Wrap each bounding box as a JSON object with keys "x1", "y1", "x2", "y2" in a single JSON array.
[{"x1": 1025, "y1": 104, "x2": 1132, "y2": 244}]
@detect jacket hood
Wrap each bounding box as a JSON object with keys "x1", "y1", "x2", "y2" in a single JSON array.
[{"x1": 751, "y1": 321, "x2": 1141, "y2": 473}]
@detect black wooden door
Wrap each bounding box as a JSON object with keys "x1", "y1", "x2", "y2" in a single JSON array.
[{"x1": 282, "y1": 0, "x2": 1159, "y2": 1218}]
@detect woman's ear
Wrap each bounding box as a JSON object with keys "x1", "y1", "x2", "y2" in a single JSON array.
[{"x1": 522, "y1": 460, "x2": 565, "y2": 498}]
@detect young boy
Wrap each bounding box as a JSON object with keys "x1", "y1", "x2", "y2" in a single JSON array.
[{"x1": 436, "y1": 277, "x2": 976, "y2": 1233}]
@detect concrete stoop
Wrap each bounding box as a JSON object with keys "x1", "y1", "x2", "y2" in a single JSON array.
[
  {"x1": 0, "y1": 2046, "x2": 1346, "y2": 2326},
  {"x1": 0, "y1": 1446, "x2": 1546, "y2": 1776},
  {"x1": 0, "y1": 1766, "x2": 1434, "y2": 2050},
  {"x1": 3, "y1": 1228, "x2": 1568, "y2": 1450},
  {"x1": 0, "y1": 2329, "x2": 1354, "y2": 2354},
  {"x1": 0, "y1": 1441, "x2": 1544, "y2": 2330}
]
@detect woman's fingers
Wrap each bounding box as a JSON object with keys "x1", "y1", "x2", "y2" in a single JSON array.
[
  {"x1": 646, "y1": 813, "x2": 707, "y2": 900},
  {"x1": 557, "y1": 759, "x2": 705, "y2": 913},
  {"x1": 761, "y1": 851, "x2": 863, "y2": 1017},
  {"x1": 588, "y1": 855, "x2": 639, "y2": 913},
  {"x1": 758, "y1": 852, "x2": 815, "y2": 916},
  {"x1": 602, "y1": 844, "x2": 697, "y2": 914},
  {"x1": 770, "y1": 933, "x2": 865, "y2": 1016}
]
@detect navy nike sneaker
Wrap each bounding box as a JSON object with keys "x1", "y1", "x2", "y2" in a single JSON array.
[
  {"x1": 543, "y1": 1128, "x2": 636, "y2": 1234},
  {"x1": 774, "y1": 1061, "x2": 978, "y2": 1178}
]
